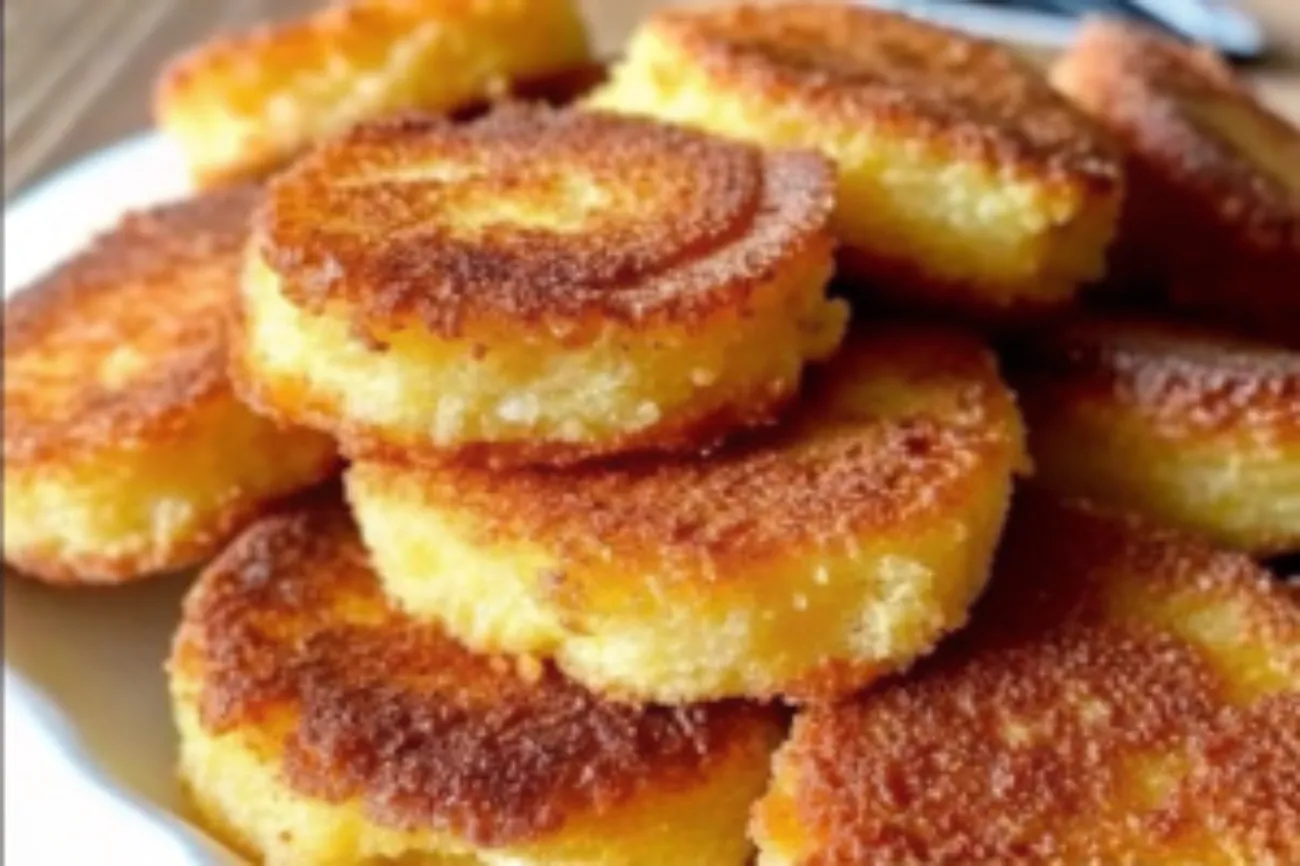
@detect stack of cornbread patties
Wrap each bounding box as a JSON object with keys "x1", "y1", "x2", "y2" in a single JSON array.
[
  {"x1": 178, "y1": 88, "x2": 1030, "y2": 860},
  {"x1": 10, "y1": 0, "x2": 1299, "y2": 862},
  {"x1": 164, "y1": 3, "x2": 1297, "y2": 865}
]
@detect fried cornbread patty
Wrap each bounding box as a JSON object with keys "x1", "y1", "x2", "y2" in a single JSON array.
[
  {"x1": 237, "y1": 106, "x2": 845, "y2": 467},
  {"x1": 346, "y1": 325, "x2": 1025, "y2": 703},
  {"x1": 155, "y1": 0, "x2": 591, "y2": 188},
  {"x1": 590, "y1": 2, "x2": 1121, "y2": 316},
  {"x1": 754, "y1": 496, "x2": 1300, "y2": 865},
  {"x1": 1009, "y1": 316, "x2": 1300, "y2": 556},
  {"x1": 170, "y1": 499, "x2": 781, "y2": 866},
  {"x1": 3, "y1": 189, "x2": 337, "y2": 585},
  {"x1": 1053, "y1": 20, "x2": 1300, "y2": 344}
]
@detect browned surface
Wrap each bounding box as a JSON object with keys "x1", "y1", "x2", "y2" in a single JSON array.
[
  {"x1": 1009, "y1": 315, "x2": 1300, "y2": 442},
  {"x1": 6, "y1": 1, "x2": 1299, "y2": 200},
  {"x1": 153, "y1": 0, "x2": 592, "y2": 189},
  {"x1": 171, "y1": 495, "x2": 779, "y2": 846},
  {"x1": 259, "y1": 106, "x2": 832, "y2": 336},
  {"x1": 755, "y1": 494, "x2": 1300, "y2": 864},
  {"x1": 3, "y1": 186, "x2": 259, "y2": 467},
  {"x1": 352, "y1": 324, "x2": 1022, "y2": 567},
  {"x1": 640, "y1": 2, "x2": 1117, "y2": 188},
  {"x1": 1053, "y1": 19, "x2": 1300, "y2": 345}
]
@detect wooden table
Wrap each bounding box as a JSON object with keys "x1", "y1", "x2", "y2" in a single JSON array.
[{"x1": 5, "y1": 0, "x2": 1299, "y2": 199}]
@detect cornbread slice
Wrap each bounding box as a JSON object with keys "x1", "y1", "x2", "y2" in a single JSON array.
[
  {"x1": 1009, "y1": 316, "x2": 1300, "y2": 556},
  {"x1": 754, "y1": 495, "x2": 1300, "y2": 865},
  {"x1": 170, "y1": 498, "x2": 782, "y2": 866},
  {"x1": 590, "y1": 1, "x2": 1122, "y2": 316},
  {"x1": 155, "y1": 0, "x2": 591, "y2": 188},
  {"x1": 236, "y1": 106, "x2": 845, "y2": 468},
  {"x1": 346, "y1": 325, "x2": 1025, "y2": 703},
  {"x1": 1053, "y1": 20, "x2": 1300, "y2": 345},
  {"x1": 3, "y1": 188, "x2": 337, "y2": 585}
]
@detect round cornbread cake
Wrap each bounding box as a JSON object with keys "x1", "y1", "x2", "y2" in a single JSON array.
[
  {"x1": 170, "y1": 497, "x2": 782, "y2": 866},
  {"x1": 1009, "y1": 316, "x2": 1300, "y2": 556},
  {"x1": 1052, "y1": 19, "x2": 1300, "y2": 346},
  {"x1": 590, "y1": 1, "x2": 1122, "y2": 317},
  {"x1": 346, "y1": 324, "x2": 1026, "y2": 703},
  {"x1": 753, "y1": 494, "x2": 1300, "y2": 865},
  {"x1": 235, "y1": 105, "x2": 846, "y2": 467},
  {"x1": 3, "y1": 188, "x2": 337, "y2": 585},
  {"x1": 155, "y1": 0, "x2": 592, "y2": 188}
]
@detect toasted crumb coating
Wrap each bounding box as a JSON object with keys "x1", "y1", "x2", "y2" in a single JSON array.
[
  {"x1": 1008, "y1": 316, "x2": 1300, "y2": 555},
  {"x1": 170, "y1": 497, "x2": 783, "y2": 865},
  {"x1": 754, "y1": 495, "x2": 1300, "y2": 865},
  {"x1": 155, "y1": 0, "x2": 591, "y2": 188},
  {"x1": 346, "y1": 325, "x2": 1025, "y2": 703},
  {"x1": 3, "y1": 188, "x2": 337, "y2": 584},
  {"x1": 235, "y1": 106, "x2": 845, "y2": 468},
  {"x1": 1053, "y1": 19, "x2": 1300, "y2": 345},
  {"x1": 591, "y1": 1, "x2": 1122, "y2": 317}
]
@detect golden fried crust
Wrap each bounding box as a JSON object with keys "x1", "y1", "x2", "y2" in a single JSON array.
[
  {"x1": 154, "y1": 0, "x2": 592, "y2": 188},
  {"x1": 257, "y1": 106, "x2": 834, "y2": 338},
  {"x1": 755, "y1": 495, "x2": 1300, "y2": 865},
  {"x1": 1052, "y1": 19, "x2": 1300, "y2": 343},
  {"x1": 643, "y1": 2, "x2": 1116, "y2": 191},
  {"x1": 4, "y1": 188, "x2": 340, "y2": 584},
  {"x1": 238, "y1": 103, "x2": 842, "y2": 467},
  {"x1": 4, "y1": 187, "x2": 258, "y2": 467},
  {"x1": 1006, "y1": 317, "x2": 1300, "y2": 554},
  {"x1": 347, "y1": 324, "x2": 1024, "y2": 702},
  {"x1": 1011, "y1": 316, "x2": 1300, "y2": 444},
  {"x1": 389, "y1": 327, "x2": 1017, "y2": 563},
  {"x1": 172, "y1": 497, "x2": 778, "y2": 847}
]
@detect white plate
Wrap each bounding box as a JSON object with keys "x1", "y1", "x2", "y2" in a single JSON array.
[{"x1": 4, "y1": 134, "x2": 244, "y2": 866}]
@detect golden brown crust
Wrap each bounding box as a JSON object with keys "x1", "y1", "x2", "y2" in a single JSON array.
[
  {"x1": 154, "y1": 0, "x2": 595, "y2": 189},
  {"x1": 172, "y1": 496, "x2": 777, "y2": 846},
  {"x1": 4, "y1": 187, "x2": 260, "y2": 468},
  {"x1": 644, "y1": 2, "x2": 1117, "y2": 192},
  {"x1": 256, "y1": 105, "x2": 835, "y2": 339},
  {"x1": 763, "y1": 494, "x2": 1300, "y2": 864},
  {"x1": 1008, "y1": 315, "x2": 1300, "y2": 443},
  {"x1": 1008, "y1": 313, "x2": 1300, "y2": 442},
  {"x1": 1052, "y1": 19, "x2": 1300, "y2": 343},
  {"x1": 365, "y1": 325, "x2": 1022, "y2": 566}
]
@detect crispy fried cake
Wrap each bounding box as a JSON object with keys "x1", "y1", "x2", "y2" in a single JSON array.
[
  {"x1": 1009, "y1": 316, "x2": 1300, "y2": 555},
  {"x1": 170, "y1": 498, "x2": 782, "y2": 865},
  {"x1": 753, "y1": 495, "x2": 1300, "y2": 865},
  {"x1": 1053, "y1": 19, "x2": 1300, "y2": 345},
  {"x1": 236, "y1": 105, "x2": 846, "y2": 468},
  {"x1": 591, "y1": 1, "x2": 1122, "y2": 316},
  {"x1": 3, "y1": 188, "x2": 337, "y2": 584},
  {"x1": 346, "y1": 325, "x2": 1025, "y2": 703},
  {"x1": 155, "y1": 0, "x2": 591, "y2": 188}
]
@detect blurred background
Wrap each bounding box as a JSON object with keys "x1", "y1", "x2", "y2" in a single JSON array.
[{"x1": 4, "y1": 0, "x2": 1298, "y2": 199}]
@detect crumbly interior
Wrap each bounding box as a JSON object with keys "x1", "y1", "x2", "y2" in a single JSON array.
[
  {"x1": 591, "y1": 27, "x2": 1120, "y2": 311},
  {"x1": 239, "y1": 247, "x2": 844, "y2": 459},
  {"x1": 3, "y1": 396, "x2": 334, "y2": 582}
]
